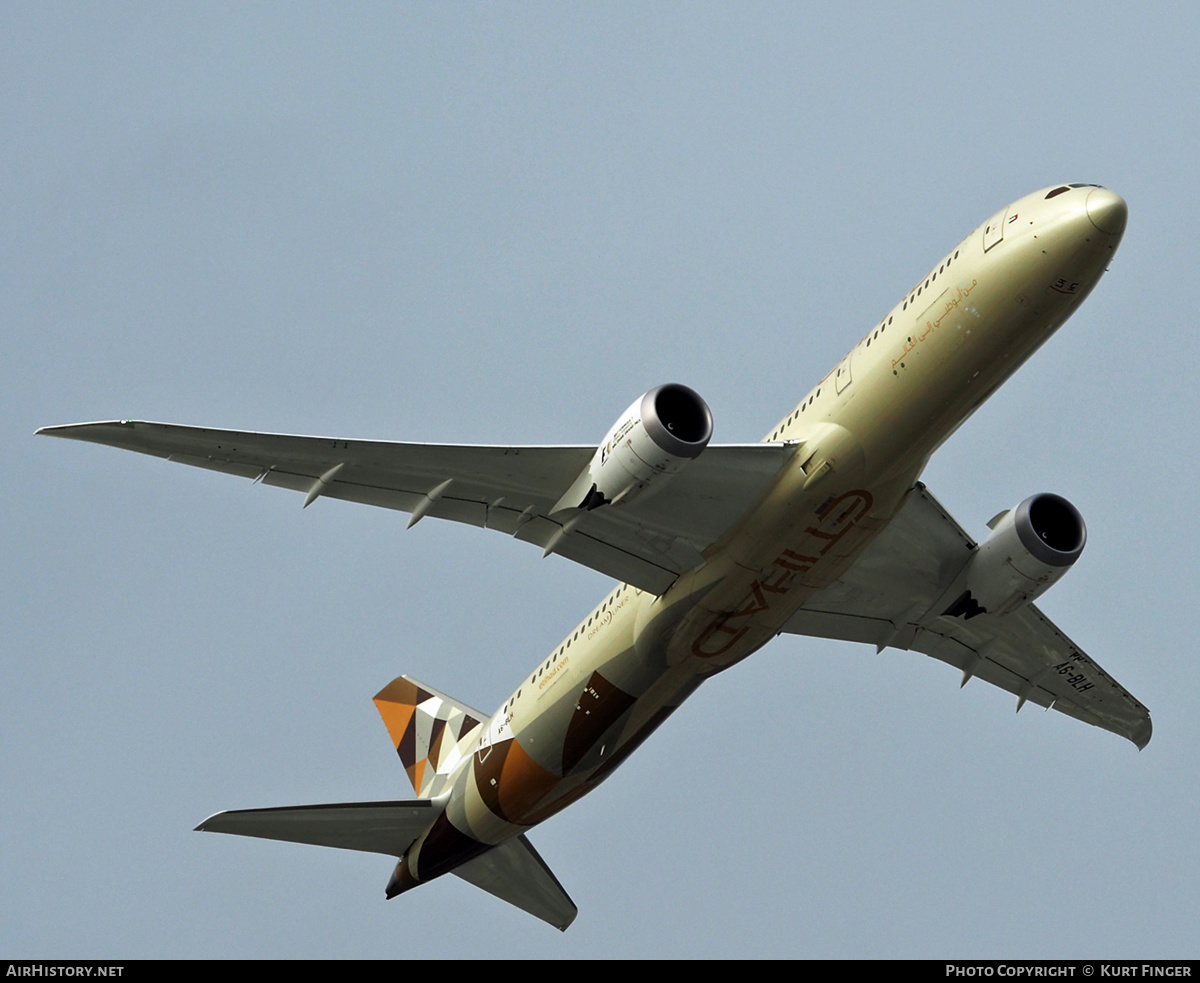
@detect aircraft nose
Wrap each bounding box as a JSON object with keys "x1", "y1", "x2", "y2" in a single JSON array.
[{"x1": 1085, "y1": 188, "x2": 1128, "y2": 236}]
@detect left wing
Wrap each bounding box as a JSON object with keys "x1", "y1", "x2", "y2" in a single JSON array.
[
  {"x1": 782, "y1": 483, "x2": 1152, "y2": 748},
  {"x1": 37, "y1": 420, "x2": 795, "y2": 595}
]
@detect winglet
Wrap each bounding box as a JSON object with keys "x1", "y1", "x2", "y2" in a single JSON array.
[{"x1": 1133, "y1": 718, "x2": 1153, "y2": 752}]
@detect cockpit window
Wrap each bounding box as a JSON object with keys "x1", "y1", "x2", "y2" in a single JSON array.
[{"x1": 1045, "y1": 186, "x2": 1070, "y2": 199}]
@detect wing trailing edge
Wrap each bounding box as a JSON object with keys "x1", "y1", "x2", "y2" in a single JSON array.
[
  {"x1": 783, "y1": 483, "x2": 1152, "y2": 748},
  {"x1": 36, "y1": 419, "x2": 794, "y2": 595}
]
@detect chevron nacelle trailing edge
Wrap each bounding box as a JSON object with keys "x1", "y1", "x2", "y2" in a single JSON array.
[{"x1": 40, "y1": 184, "x2": 1150, "y2": 929}]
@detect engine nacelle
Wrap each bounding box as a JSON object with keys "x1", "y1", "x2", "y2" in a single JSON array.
[
  {"x1": 944, "y1": 493, "x2": 1086, "y2": 619},
  {"x1": 551, "y1": 384, "x2": 713, "y2": 515}
]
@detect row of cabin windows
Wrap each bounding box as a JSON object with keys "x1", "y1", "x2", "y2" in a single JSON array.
[
  {"x1": 865, "y1": 314, "x2": 894, "y2": 348},
  {"x1": 770, "y1": 242, "x2": 968, "y2": 441},
  {"x1": 771, "y1": 387, "x2": 823, "y2": 439},
  {"x1": 506, "y1": 584, "x2": 630, "y2": 711},
  {"x1": 900, "y1": 249, "x2": 961, "y2": 313}
]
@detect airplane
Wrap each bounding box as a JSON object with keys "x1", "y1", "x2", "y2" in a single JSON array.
[{"x1": 38, "y1": 183, "x2": 1151, "y2": 931}]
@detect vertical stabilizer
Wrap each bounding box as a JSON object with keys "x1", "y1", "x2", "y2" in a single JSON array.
[{"x1": 374, "y1": 676, "x2": 488, "y2": 799}]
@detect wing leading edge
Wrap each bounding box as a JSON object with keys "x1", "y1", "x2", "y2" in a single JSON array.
[
  {"x1": 783, "y1": 483, "x2": 1152, "y2": 749},
  {"x1": 39, "y1": 424, "x2": 1150, "y2": 746},
  {"x1": 37, "y1": 420, "x2": 796, "y2": 595}
]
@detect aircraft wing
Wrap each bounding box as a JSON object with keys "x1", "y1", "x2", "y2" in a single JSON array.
[
  {"x1": 781, "y1": 483, "x2": 1153, "y2": 749},
  {"x1": 37, "y1": 420, "x2": 795, "y2": 595}
]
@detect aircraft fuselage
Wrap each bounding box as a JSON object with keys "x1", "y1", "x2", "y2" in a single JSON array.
[{"x1": 388, "y1": 184, "x2": 1129, "y2": 892}]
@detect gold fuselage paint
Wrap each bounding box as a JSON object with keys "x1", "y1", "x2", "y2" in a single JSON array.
[{"x1": 397, "y1": 185, "x2": 1125, "y2": 886}]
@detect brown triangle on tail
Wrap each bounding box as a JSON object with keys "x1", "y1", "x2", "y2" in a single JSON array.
[{"x1": 373, "y1": 676, "x2": 488, "y2": 799}]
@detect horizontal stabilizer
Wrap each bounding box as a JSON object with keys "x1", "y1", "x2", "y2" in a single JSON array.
[
  {"x1": 195, "y1": 799, "x2": 438, "y2": 857},
  {"x1": 454, "y1": 834, "x2": 577, "y2": 931}
]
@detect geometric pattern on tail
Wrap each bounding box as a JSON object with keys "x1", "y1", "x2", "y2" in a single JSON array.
[{"x1": 373, "y1": 676, "x2": 488, "y2": 799}]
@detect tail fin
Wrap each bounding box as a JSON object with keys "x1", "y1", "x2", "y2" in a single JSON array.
[{"x1": 374, "y1": 676, "x2": 489, "y2": 799}]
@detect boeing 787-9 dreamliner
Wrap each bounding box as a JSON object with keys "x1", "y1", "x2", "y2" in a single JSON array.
[{"x1": 40, "y1": 183, "x2": 1150, "y2": 930}]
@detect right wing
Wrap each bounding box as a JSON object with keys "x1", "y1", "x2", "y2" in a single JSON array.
[{"x1": 37, "y1": 420, "x2": 795, "y2": 595}]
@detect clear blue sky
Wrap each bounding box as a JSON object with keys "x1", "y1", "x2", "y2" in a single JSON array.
[{"x1": 4, "y1": 2, "x2": 1197, "y2": 958}]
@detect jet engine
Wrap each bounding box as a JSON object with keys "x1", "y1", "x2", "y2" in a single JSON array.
[
  {"x1": 551, "y1": 384, "x2": 713, "y2": 515},
  {"x1": 943, "y1": 493, "x2": 1086, "y2": 619}
]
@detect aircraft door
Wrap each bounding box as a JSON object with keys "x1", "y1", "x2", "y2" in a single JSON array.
[
  {"x1": 982, "y1": 209, "x2": 1007, "y2": 252},
  {"x1": 835, "y1": 354, "x2": 852, "y2": 394}
]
